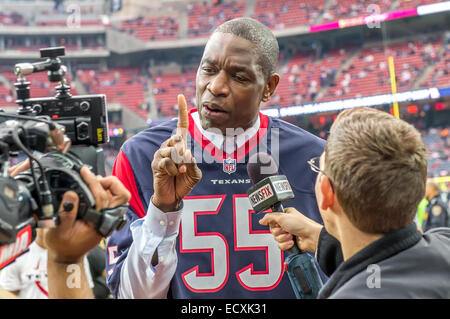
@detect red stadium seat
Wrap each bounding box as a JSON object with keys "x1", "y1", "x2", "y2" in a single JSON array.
[{"x1": 77, "y1": 68, "x2": 148, "y2": 118}]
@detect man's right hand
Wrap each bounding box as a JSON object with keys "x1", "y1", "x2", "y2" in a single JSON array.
[
  {"x1": 259, "y1": 207, "x2": 323, "y2": 253},
  {"x1": 151, "y1": 94, "x2": 202, "y2": 212}
]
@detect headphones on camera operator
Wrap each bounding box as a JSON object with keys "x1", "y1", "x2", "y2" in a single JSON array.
[{"x1": 0, "y1": 47, "x2": 127, "y2": 269}]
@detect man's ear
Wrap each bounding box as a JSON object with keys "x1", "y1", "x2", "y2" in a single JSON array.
[
  {"x1": 319, "y1": 175, "x2": 334, "y2": 211},
  {"x1": 262, "y1": 73, "x2": 280, "y2": 102}
]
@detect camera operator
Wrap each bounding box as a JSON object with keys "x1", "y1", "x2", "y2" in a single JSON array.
[
  {"x1": 0, "y1": 46, "x2": 129, "y2": 299},
  {"x1": 7, "y1": 163, "x2": 130, "y2": 299}
]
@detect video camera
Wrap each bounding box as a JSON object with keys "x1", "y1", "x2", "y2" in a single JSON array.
[{"x1": 0, "y1": 47, "x2": 127, "y2": 269}]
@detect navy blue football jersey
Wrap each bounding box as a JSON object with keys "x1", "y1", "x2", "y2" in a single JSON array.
[{"x1": 106, "y1": 110, "x2": 325, "y2": 299}]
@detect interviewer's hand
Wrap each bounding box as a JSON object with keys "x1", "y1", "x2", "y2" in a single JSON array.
[
  {"x1": 259, "y1": 207, "x2": 323, "y2": 253},
  {"x1": 151, "y1": 94, "x2": 202, "y2": 212},
  {"x1": 45, "y1": 167, "x2": 131, "y2": 264}
]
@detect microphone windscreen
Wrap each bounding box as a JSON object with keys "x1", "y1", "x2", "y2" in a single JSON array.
[{"x1": 247, "y1": 152, "x2": 279, "y2": 184}]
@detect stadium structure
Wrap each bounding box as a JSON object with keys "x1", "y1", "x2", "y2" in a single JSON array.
[{"x1": 0, "y1": 0, "x2": 448, "y2": 191}]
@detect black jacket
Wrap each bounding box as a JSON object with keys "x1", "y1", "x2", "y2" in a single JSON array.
[{"x1": 316, "y1": 224, "x2": 450, "y2": 298}]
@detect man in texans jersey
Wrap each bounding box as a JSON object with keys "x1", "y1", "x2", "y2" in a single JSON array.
[{"x1": 106, "y1": 17, "x2": 326, "y2": 299}]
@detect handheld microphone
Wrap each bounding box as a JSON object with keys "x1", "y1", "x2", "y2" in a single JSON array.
[
  {"x1": 246, "y1": 152, "x2": 299, "y2": 254},
  {"x1": 246, "y1": 152, "x2": 323, "y2": 299}
]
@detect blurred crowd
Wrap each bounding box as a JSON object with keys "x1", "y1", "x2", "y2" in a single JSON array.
[
  {"x1": 0, "y1": 0, "x2": 444, "y2": 41},
  {"x1": 423, "y1": 127, "x2": 450, "y2": 178}
]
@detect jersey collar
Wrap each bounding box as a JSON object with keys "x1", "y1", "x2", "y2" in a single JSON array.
[{"x1": 188, "y1": 109, "x2": 269, "y2": 162}]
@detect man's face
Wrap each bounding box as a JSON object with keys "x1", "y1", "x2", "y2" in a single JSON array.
[{"x1": 196, "y1": 32, "x2": 270, "y2": 135}]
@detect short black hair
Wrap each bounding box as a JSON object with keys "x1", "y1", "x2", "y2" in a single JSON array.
[{"x1": 213, "y1": 17, "x2": 279, "y2": 79}]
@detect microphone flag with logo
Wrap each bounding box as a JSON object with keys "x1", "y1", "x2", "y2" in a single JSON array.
[{"x1": 246, "y1": 152, "x2": 323, "y2": 299}]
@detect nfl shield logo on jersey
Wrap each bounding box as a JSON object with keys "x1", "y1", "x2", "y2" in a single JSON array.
[{"x1": 223, "y1": 158, "x2": 236, "y2": 174}]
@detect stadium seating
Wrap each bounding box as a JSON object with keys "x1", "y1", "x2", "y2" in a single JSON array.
[
  {"x1": 2, "y1": 0, "x2": 448, "y2": 119},
  {"x1": 0, "y1": 11, "x2": 25, "y2": 26},
  {"x1": 76, "y1": 68, "x2": 148, "y2": 118},
  {"x1": 253, "y1": 0, "x2": 327, "y2": 29},
  {"x1": 188, "y1": 0, "x2": 246, "y2": 38},
  {"x1": 147, "y1": 37, "x2": 447, "y2": 112},
  {"x1": 0, "y1": 11, "x2": 103, "y2": 27},
  {"x1": 422, "y1": 41, "x2": 449, "y2": 88},
  {"x1": 324, "y1": 0, "x2": 391, "y2": 21},
  {"x1": 320, "y1": 38, "x2": 443, "y2": 101},
  {"x1": 1, "y1": 0, "x2": 446, "y2": 40},
  {"x1": 1, "y1": 67, "x2": 78, "y2": 104},
  {"x1": 0, "y1": 83, "x2": 15, "y2": 107},
  {"x1": 273, "y1": 48, "x2": 351, "y2": 107},
  {"x1": 151, "y1": 69, "x2": 197, "y2": 118},
  {"x1": 118, "y1": 16, "x2": 179, "y2": 42},
  {"x1": 395, "y1": 0, "x2": 443, "y2": 11},
  {"x1": 422, "y1": 127, "x2": 450, "y2": 178}
]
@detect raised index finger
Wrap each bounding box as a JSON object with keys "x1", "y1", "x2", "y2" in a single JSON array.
[{"x1": 177, "y1": 94, "x2": 189, "y2": 144}]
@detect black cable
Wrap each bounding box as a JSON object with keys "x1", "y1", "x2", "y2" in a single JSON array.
[
  {"x1": 11, "y1": 128, "x2": 43, "y2": 187},
  {"x1": 11, "y1": 127, "x2": 52, "y2": 215},
  {"x1": 0, "y1": 141, "x2": 9, "y2": 164},
  {"x1": 11, "y1": 127, "x2": 45, "y2": 177}
]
